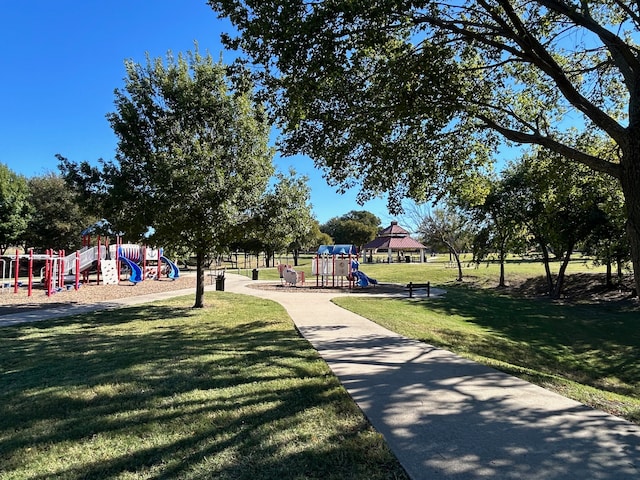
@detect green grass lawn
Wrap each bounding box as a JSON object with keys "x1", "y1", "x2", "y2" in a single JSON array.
[
  {"x1": 333, "y1": 286, "x2": 640, "y2": 423},
  {"x1": 2, "y1": 255, "x2": 638, "y2": 477},
  {"x1": 0, "y1": 293, "x2": 408, "y2": 480},
  {"x1": 233, "y1": 253, "x2": 611, "y2": 288},
  {"x1": 245, "y1": 252, "x2": 640, "y2": 423}
]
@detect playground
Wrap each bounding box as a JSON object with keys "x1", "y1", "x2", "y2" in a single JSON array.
[
  {"x1": 0, "y1": 232, "x2": 184, "y2": 311},
  {"x1": 0, "y1": 239, "x2": 483, "y2": 313},
  {"x1": 0, "y1": 271, "x2": 196, "y2": 312}
]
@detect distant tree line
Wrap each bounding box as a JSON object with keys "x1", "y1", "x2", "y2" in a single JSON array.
[
  {"x1": 411, "y1": 148, "x2": 631, "y2": 299},
  {"x1": 0, "y1": 164, "x2": 95, "y2": 255}
]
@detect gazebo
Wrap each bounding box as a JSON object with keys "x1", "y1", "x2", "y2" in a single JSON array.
[{"x1": 362, "y1": 221, "x2": 428, "y2": 263}]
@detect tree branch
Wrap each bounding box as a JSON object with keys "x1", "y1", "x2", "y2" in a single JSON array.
[{"x1": 477, "y1": 114, "x2": 621, "y2": 178}]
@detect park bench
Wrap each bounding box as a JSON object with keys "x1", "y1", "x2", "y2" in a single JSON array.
[{"x1": 405, "y1": 281, "x2": 430, "y2": 298}]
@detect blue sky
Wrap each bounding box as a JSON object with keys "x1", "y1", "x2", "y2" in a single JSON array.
[{"x1": 0, "y1": 0, "x2": 393, "y2": 225}]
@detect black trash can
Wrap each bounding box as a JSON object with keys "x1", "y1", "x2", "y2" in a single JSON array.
[
  {"x1": 252, "y1": 268, "x2": 259, "y2": 280},
  {"x1": 215, "y1": 275, "x2": 225, "y2": 291},
  {"x1": 405, "y1": 255, "x2": 411, "y2": 263}
]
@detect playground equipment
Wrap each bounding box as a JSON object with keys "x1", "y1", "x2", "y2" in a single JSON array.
[
  {"x1": 2, "y1": 240, "x2": 180, "y2": 296},
  {"x1": 351, "y1": 259, "x2": 378, "y2": 287},
  {"x1": 4, "y1": 249, "x2": 85, "y2": 297},
  {"x1": 278, "y1": 263, "x2": 305, "y2": 286},
  {"x1": 107, "y1": 244, "x2": 180, "y2": 285},
  {"x1": 312, "y1": 244, "x2": 377, "y2": 288}
]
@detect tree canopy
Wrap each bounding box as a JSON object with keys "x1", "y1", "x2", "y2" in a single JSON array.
[
  {"x1": 320, "y1": 210, "x2": 381, "y2": 247},
  {"x1": 209, "y1": 0, "x2": 640, "y2": 295},
  {"x1": 247, "y1": 169, "x2": 315, "y2": 266},
  {"x1": 62, "y1": 49, "x2": 274, "y2": 308},
  {"x1": 502, "y1": 151, "x2": 610, "y2": 298},
  {"x1": 26, "y1": 173, "x2": 95, "y2": 252},
  {"x1": 0, "y1": 163, "x2": 31, "y2": 255}
]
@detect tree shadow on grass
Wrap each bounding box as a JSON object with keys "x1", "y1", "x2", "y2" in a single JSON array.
[
  {"x1": 405, "y1": 287, "x2": 640, "y2": 397},
  {"x1": 0, "y1": 298, "x2": 407, "y2": 479},
  {"x1": 295, "y1": 330, "x2": 640, "y2": 479}
]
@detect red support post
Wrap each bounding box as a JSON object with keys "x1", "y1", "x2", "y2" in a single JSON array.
[
  {"x1": 13, "y1": 249, "x2": 19, "y2": 294},
  {"x1": 96, "y1": 236, "x2": 101, "y2": 285},
  {"x1": 75, "y1": 250, "x2": 80, "y2": 290},
  {"x1": 142, "y1": 246, "x2": 146, "y2": 280},
  {"x1": 46, "y1": 249, "x2": 52, "y2": 297},
  {"x1": 59, "y1": 249, "x2": 65, "y2": 290},
  {"x1": 28, "y1": 249, "x2": 33, "y2": 297}
]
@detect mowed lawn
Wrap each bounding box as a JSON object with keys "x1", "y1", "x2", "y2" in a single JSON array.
[
  {"x1": 329, "y1": 257, "x2": 640, "y2": 423},
  {"x1": 0, "y1": 293, "x2": 408, "y2": 480},
  {"x1": 255, "y1": 254, "x2": 640, "y2": 422}
]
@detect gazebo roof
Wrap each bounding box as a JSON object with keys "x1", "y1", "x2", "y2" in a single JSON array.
[
  {"x1": 363, "y1": 221, "x2": 427, "y2": 250},
  {"x1": 378, "y1": 221, "x2": 410, "y2": 237},
  {"x1": 363, "y1": 236, "x2": 427, "y2": 250}
]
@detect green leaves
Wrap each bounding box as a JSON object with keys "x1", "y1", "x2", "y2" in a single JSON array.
[
  {"x1": 211, "y1": 1, "x2": 479, "y2": 212},
  {"x1": 321, "y1": 210, "x2": 381, "y2": 247},
  {"x1": 0, "y1": 163, "x2": 31, "y2": 254},
  {"x1": 105, "y1": 50, "x2": 274, "y2": 252}
]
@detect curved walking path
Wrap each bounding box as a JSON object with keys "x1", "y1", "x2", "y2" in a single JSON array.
[
  {"x1": 1, "y1": 272, "x2": 639, "y2": 479},
  {"x1": 222, "y1": 274, "x2": 640, "y2": 480}
]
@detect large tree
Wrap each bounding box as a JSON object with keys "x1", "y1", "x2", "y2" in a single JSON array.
[
  {"x1": 25, "y1": 173, "x2": 95, "y2": 252},
  {"x1": 209, "y1": 0, "x2": 640, "y2": 296},
  {"x1": 462, "y1": 175, "x2": 527, "y2": 288},
  {"x1": 504, "y1": 152, "x2": 609, "y2": 298},
  {"x1": 320, "y1": 210, "x2": 381, "y2": 248},
  {"x1": 0, "y1": 163, "x2": 31, "y2": 255},
  {"x1": 582, "y1": 186, "x2": 631, "y2": 288},
  {"x1": 249, "y1": 169, "x2": 314, "y2": 267},
  {"x1": 63, "y1": 50, "x2": 274, "y2": 308},
  {"x1": 416, "y1": 205, "x2": 474, "y2": 282}
]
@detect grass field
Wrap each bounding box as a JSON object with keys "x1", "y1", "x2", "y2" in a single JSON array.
[
  {"x1": 2, "y1": 253, "x2": 638, "y2": 478},
  {"x1": 239, "y1": 252, "x2": 614, "y2": 289},
  {"x1": 237, "y1": 254, "x2": 640, "y2": 423},
  {"x1": 0, "y1": 293, "x2": 408, "y2": 480}
]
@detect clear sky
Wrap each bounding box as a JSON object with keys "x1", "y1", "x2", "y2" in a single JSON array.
[{"x1": 0, "y1": 0, "x2": 394, "y2": 226}]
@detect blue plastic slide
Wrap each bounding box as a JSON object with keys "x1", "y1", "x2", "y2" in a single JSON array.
[
  {"x1": 119, "y1": 255, "x2": 143, "y2": 284},
  {"x1": 160, "y1": 255, "x2": 180, "y2": 279},
  {"x1": 353, "y1": 270, "x2": 378, "y2": 287}
]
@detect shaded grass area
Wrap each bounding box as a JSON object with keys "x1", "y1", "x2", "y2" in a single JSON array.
[
  {"x1": 0, "y1": 293, "x2": 408, "y2": 480},
  {"x1": 333, "y1": 287, "x2": 640, "y2": 423}
]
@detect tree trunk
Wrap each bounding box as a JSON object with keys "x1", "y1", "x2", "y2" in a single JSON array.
[
  {"x1": 498, "y1": 242, "x2": 506, "y2": 288},
  {"x1": 293, "y1": 249, "x2": 299, "y2": 267},
  {"x1": 620, "y1": 139, "x2": 640, "y2": 298},
  {"x1": 617, "y1": 258, "x2": 624, "y2": 286},
  {"x1": 193, "y1": 251, "x2": 205, "y2": 308},
  {"x1": 551, "y1": 247, "x2": 573, "y2": 299},
  {"x1": 605, "y1": 260, "x2": 613, "y2": 289},
  {"x1": 540, "y1": 243, "x2": 554, "y2": 296},
  {"x1": 451, "y1": 249, "x2": 463, "y2": 281}
]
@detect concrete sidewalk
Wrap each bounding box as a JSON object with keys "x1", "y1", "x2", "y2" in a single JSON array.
[
  {"x1": 221, "y1": 274, "x2": 640, "y2": 480},
  {"x1": 2, "y1": 273, "x2": 639, "y2": 478}
]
